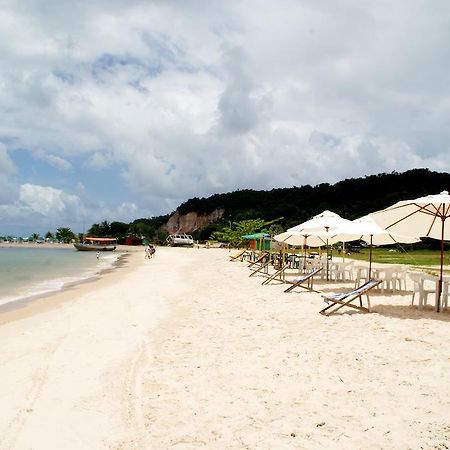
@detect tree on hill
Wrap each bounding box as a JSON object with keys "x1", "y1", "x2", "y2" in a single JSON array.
[{"x1": 212, "y1": 218, "x2": 281, "y2": 246}]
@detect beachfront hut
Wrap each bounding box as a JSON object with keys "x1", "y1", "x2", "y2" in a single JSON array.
[{"x1": 241, "y1": 233, "x2": 271, "y2": 251}]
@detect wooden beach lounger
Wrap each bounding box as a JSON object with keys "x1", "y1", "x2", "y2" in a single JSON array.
[
  {"x1": 283, "y1": 267, "x2": 323, "y2": 293},
  {"x1": 229, "y1": 249, "x2": 247, "y2": 261},
  {"x1": 261, "y1": 262, "x2": 290, "y2": 285},
  {"x1": 249, "y1": 260, "x2": 271, "y2": 277},
  {"x1": 319, "y1": 279, "x2": 382, "y2": 316},
  {"x1": 247, "y1": 252, "x2": 268, "y2": 268}
]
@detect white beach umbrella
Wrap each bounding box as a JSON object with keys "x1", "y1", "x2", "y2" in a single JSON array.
[
  {"x1": 336, "y1": 215, "x2": 421, "y2": 277},
  {"x1": 370, "y1": 191, "x2": 450, "y2": 311},
  {"x1": 287, "y1": 210, "x2": 360, "y2": 279},
  {"x1": 273, "y1": 230, "x2": 329, "y2": 272},
  {"x1": 274, "y1": 230, "x2": 328, "y2": 247},
  {"x1": 288, "y1": 210, "x2": 354, "y2": 233}
]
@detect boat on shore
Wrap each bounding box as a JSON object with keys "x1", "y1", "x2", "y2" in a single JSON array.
[
  {"x1": 165, "y1": 233, "x2": 194, "y2": 246},
  {"x1": 74, "y1": 237, "x2": 117, "y2": 251}
]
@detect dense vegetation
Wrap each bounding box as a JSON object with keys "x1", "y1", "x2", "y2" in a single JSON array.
[
  {"x1": 86, "y1": 216, "x2": 171, "y2": 245},
  {"x1": 178, "y1": 168, "x2": 450, "y2": 227},
  {"x1": 178, "y1": 168, "x2": 450, "y2": 244}
]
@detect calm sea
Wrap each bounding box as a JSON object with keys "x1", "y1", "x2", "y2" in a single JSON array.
[{"x1": 0, "y1": 246, "x2": 120, "y2": 307}]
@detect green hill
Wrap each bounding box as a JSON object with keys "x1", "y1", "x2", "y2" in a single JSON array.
[
  {"x1": 177, "y1": 168, "x2": 450, "y2": 230},
  {"x1": 89, "y1": 168, "x2": 450, "y2": 243}
]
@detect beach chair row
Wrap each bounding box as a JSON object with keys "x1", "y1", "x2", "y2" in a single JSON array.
[
  {"x1": 230, "y1": 250, "x2": 382, "y2": 316},
  {"x1": 230, "y1": 249, "x2": 447, "y2": 315},
  {"x1": 231, "y1": 249, "x2": 409, "y2": 291}
]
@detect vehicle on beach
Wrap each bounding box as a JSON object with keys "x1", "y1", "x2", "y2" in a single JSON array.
[
  {"x1": 73, "y1": 237, "x2": 117, "y2": 251},
  {"x1": 165, "y1": 233, "x2": 194, "y2": 246}
]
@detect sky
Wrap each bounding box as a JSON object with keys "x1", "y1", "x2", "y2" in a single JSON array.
[{"x1": 1, "y1": 0, "x2": 450, "y2": 236}]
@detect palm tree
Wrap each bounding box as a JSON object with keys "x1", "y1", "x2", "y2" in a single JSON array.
[{"x1": 56, "y1": 227, "x2": 75, "y2": 243}]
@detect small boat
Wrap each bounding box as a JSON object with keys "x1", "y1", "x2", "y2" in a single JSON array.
[
  {"x1": 166, "y1": 233, "x2": 194, "y2": 246},
  {"x1": 74, "y1": 237, "x2": 117, "y2": 251}
]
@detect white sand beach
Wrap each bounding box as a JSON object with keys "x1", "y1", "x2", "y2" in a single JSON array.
[{"x1": 0, "y1": 247, "x2": 449, "y2": 449}]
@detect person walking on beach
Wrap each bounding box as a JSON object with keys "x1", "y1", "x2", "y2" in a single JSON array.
[
  {"x1": 149, "y1": 245, "x2": 155, "y2": 258},
  {"x1": 144, "y1": 245, "x2": 151, "y2": 259}
]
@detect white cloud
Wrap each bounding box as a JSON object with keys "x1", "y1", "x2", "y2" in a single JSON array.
[
  {"x1": 0, "y1": 143, "x2": 15, "y2": 175},
  {"x1": 0, "y1": 144, "x2": 16, "y2": 204},
  {"x1": 19, "y1": 184, "x2": 79, "y2": 216},
  {"x1": 85, "y1": 151, "x2": 114, "y2": 170},
  {"x1": 32, "y1": 149, "x2": 72, "y2": 171},
  {"x1": 0, "y1": 182, "x2": 144, "y2": 235}
]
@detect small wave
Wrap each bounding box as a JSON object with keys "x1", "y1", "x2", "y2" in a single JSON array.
[{"x1": 0, "y1": 252, "x2": 123, "y2": 308}]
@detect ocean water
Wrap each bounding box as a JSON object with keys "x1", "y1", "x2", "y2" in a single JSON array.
[{"x1": 0, "y1": 246, "x2": 120, "y2": 307}]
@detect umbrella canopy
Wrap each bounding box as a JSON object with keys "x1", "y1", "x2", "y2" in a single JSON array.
[
  {"x1": 370, "y1": 190, "x2": 450, "y2": 311},
  {"x1": 288, "y1": 210, "x2": 354, "y2": 233},
  {"x1": 336, "y1": 215, "x2": 420, "y2": 277},
  {"x1": 287, "y1": 210, "x2": 360, "y2": 279},
  {"x1": 273, "y1": 230, "x2": 329, "y2": 247},
  {"x1": 370, "y1": 191, "x2": 450, "y2": 240},
  {"x1": 346, "y1": 215, "x2": 420, "y2": 246}
]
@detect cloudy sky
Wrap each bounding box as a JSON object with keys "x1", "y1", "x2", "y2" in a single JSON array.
[{"x1": 1, "y1": 0, "x2": 449, "y2": 236}]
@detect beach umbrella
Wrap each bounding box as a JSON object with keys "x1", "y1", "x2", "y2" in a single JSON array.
[
  {"x1": 370, "y1": 190, "x2": 450, "y2": 311},
  {"x1": 273, "y1": 230, "x2": 329, "y2": 247},
  {"x1": 274, "y1": 230, "x2": 332, "y2": 271},
  {"x1": 336, "y1": 215, "x2": 420, "y2": 278},
  {"x1": 288, "y1": 210, "x2": 354, "y2": 233},
  {"x1": 287, "y1": 210, "x2": 359, "y2": 279}
]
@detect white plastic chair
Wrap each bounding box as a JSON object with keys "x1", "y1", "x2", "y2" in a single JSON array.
[
  {"x1": 354, "y1": 265, "x2": 369, "y2": 287},
  {"x1": 375, "y1": 266, "x2": 401, "y2": 294},
  {"x1": 393, "y1": 266, "x2": 408, "y2": 291},
  {"x1": 408, "y1": 272, "x2": 436, "y2": 309},
  {"x1": 333, "y1": 261, "x2": 354, "y2": 281}
]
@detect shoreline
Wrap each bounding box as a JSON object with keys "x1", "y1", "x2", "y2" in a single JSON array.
[{"x1": 0, "y1": 246, "x2": 143, "y2": 326}]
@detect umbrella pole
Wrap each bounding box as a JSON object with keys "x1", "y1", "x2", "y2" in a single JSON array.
[
  {"x1": 438, "y1": 215, "x2": 445, "y2": 312},
  {"x1": 303, "y1": 236, "x2": 307, "y2": 272},
  {"x1": 326, "y1": 238, "x2": 329, "y2": 281},
  {"x1": 369, "y1": 235, "x2": 373, "y2": 279}
]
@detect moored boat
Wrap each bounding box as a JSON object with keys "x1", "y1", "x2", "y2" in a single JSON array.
[
  {"x1": 165, "y1": 233, "x2": 194, "y2": 246},
  {"x1": 74, "y1": 237, "x2": 117, "y2": 251}
]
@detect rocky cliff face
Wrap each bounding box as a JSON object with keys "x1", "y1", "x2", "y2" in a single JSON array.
[{"x1": 163, "y1": 208, "x2": 225, "y2": 234}]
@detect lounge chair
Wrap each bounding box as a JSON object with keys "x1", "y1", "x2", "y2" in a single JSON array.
[
  {"x1": 247, "y1": 252, "x2": 268, "y2": 268},
  {"x1": 229, "y1": 249, "x2": 247, "y2": 261},
  {"x1": 261, "y1": 262, "x2": 291, "y2": 285},
  {"x1": 249, "y1": 260, "x2": 271, "y2": 277},
  {"x1": 283, "y1": 267, "x2": 323, "y2": 293},
  {"x1": 319, "y1": 279, "x2": 382, "y2": 316}
]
